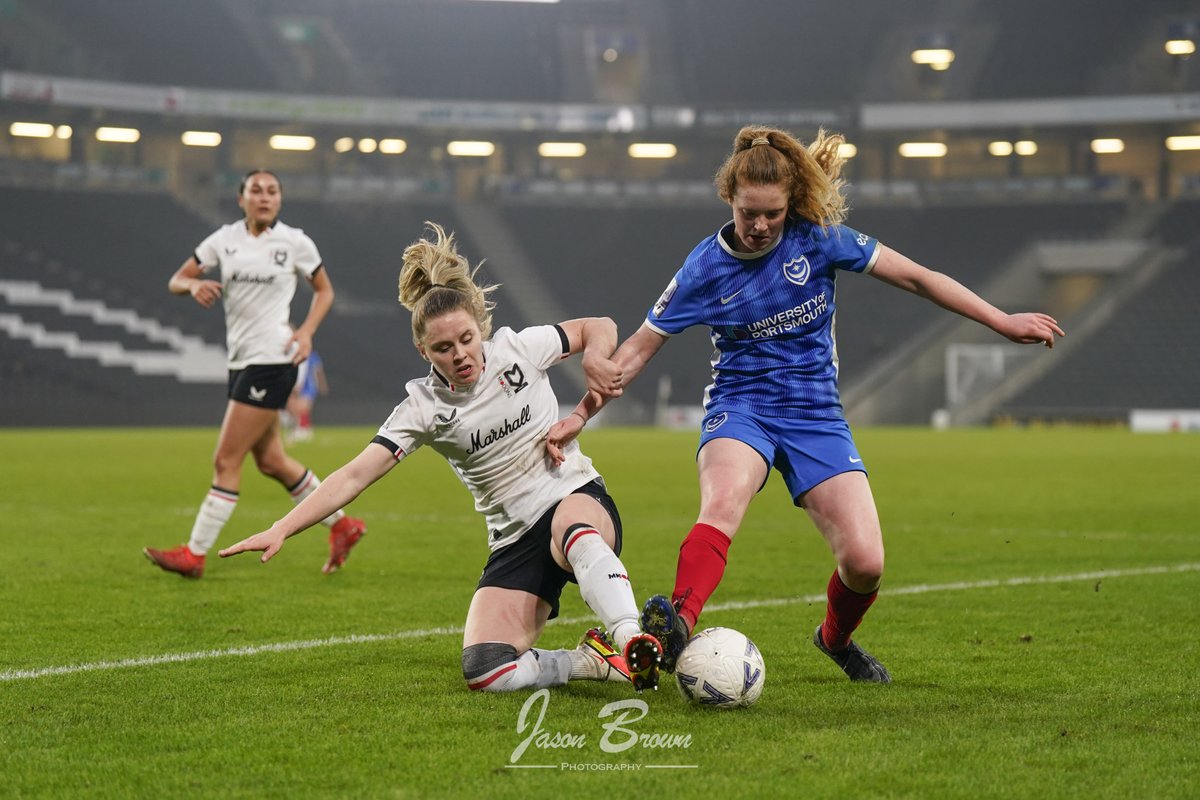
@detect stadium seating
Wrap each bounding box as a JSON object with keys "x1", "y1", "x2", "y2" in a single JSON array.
[
  {"x1": 834, "y1": 200, "x2": 1129, "y2": 383},
  {"x1": 4, "y1": 1, "x2": 1196, "y2": 426},
  {"x1": 18, "y1": 0, "x2": 1196, "y2": 104},
  {"x1": 1000, "y1": 243, "x2": 1200, "y2": 417},
  {"x1": 971, "y1": 2, "x2": 1155, "y2": 98},
  {"x1": 0, "y1": 181, "x2": 1175, "y2": 426},
  {"x1": 1154, "y1": 197, "x2": 1200, "y2": 247},
  {"x1": 33, "y1": 0, "x2": 275, "y2": 91},
  {"x1": 0, "y1": 186, "x2": 223, "y2": 341}
]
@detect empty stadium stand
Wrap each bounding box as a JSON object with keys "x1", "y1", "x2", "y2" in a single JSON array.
[
  {"x1": 999, "y1": 244, "x2": 1200, "y2": 418},
  {"x1": 3, "y1": 1, "x2": 1197, "y2": 427}
]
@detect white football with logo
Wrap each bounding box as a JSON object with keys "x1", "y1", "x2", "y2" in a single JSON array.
[{"x1": 674, "y1": 626, "x2": 765, "y2": 709}]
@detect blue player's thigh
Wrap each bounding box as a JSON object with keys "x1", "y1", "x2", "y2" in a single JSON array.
[
  {"x1": 696, "y1": 411, "x2": 774, "y2": 535},
  {"x1": 769, "y1": 417, "x2": 867, "y2": 504}
]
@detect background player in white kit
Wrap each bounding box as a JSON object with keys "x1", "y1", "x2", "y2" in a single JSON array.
[
  {"x1": 144, "y1": 169, "x2": 366, "y2": 579},
  {"x1": 219, "y1": 223, "x2": 663, "y2": 693}
]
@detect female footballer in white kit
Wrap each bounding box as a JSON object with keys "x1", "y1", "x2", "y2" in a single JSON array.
[
  {"x1": 219, "y1": 223, "x2": 663, "y2": 694},
  {"x1": 143, "y1": 169, "x2": 366, "y2": 579}
]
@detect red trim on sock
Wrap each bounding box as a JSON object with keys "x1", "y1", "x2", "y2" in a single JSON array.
[
  {"x1": 467, "y1": 662, "x2": 518, "y2": 691},
  {"x1": 563, "y1": 528, "x2": 599, "y2": 560},
  {"x1": 820, "y1": 569, "x2": 878, "y2": 651},
  {"x1": 672, "y1": 523, "x2": 732, "y2": 631}
]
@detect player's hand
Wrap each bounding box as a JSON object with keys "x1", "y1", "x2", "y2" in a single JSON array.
[
  {"x1": 189, "y1": 279, "x2": 223, "y2": 308},
  {"x1": 219, "y1": 527, "x2": 288, "y2": 563},
  {"x1": 288, "y1": 329, "x2": 314, "y2": 364},
  {"x1": 545, "y1": 414, "x2": 585, "y2": 465},
  {"x1": 581, "y1": 352, "x2": 623, "y2": 398},
  {"x1": 998, "y1": 312, "x2": 1065, "y2": 348}
]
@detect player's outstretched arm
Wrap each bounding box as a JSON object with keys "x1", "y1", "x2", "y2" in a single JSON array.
[
  {"x1": 219, "y1": 443, "x2": 396, "y2": 563},
  {"x1": 869, "y1": 245, "x2": 1065, "y2": 348},
  {"x1": 612, "y1": 323, "x2": 669, "y2": 383},
  {"x1": 987, "y1": 311, "x2": 1066, "y2": 348}
]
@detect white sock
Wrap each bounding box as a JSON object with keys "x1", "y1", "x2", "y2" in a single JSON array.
[
  {"x1": 562, "y1": 525, "x2": 641, "y2": 650},
  {"x1": 527, "y1": 649, "x2": 572, "y2": 688},
  {"x1": 567, "y1": 648, "x2": 603, "y2": 680},
  {"x1": 472, "y1": 649, "x2": 570, "y2": 692},
  {"x1": 287, "y1": 469, "x2": 344, "y2": 527},
  {"x1": 186, "y1": 486, "x2": 238, "y2": 555}
]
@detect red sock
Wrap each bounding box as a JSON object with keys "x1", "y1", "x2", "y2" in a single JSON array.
[
  {"x1": 672, "y1": 523, "x2": 732, "y2": 632},
  {"x1": 820, "y1": 569, "x2": 878, "y2": 651}
]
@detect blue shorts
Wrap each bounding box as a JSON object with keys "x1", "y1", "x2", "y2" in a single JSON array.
[
  {"x1": 295, "y1": 357, "x2": 321, "y2": 401},
  {"x1": 697, "y1": 409, "x2": 867, "y2": 506}
]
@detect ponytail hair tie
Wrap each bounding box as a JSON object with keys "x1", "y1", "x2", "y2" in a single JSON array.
[{"x1": 751, "y1": 137, "x2": 770, "y2": 147}]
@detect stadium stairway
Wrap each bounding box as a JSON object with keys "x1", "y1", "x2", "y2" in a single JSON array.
[
  {"x1": 843, "y1": 199, "x2": 1174, "y2": 426},
  {"x1": 453, "y1": 200, "x2": 587, "y2": 400}
]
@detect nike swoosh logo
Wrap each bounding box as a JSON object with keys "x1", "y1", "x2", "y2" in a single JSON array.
[
  {"x1": 848, "y1": 456, "x2": 863, "y2": 463},
  {"x1": 720, "y1": 290, "x2": 743, "y2": 305}
]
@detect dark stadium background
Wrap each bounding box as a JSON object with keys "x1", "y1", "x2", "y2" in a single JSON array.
[{"x1": 1, "y1": 0, "x2": 1197, "y2": 428}]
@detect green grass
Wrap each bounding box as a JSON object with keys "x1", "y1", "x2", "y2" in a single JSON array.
[{"x1": 1, "y1": 426, "x2": 1197, "y2": 798}]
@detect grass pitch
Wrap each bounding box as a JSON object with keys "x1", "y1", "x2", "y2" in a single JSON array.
[{"x1": 1, "y1": 425, "x2": 1197, "y2": 798}]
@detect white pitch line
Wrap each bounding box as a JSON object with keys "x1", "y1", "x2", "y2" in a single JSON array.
[
  {"x1": 0, "y1": 627, "x2": 460, "y2": 683},
  {"x1": 3, "y1": 563, "x2": 1197, "y2": 683}
]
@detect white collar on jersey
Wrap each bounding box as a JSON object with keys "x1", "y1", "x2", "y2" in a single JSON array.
[{"x1": 242, "y1": 219, "x2": 279, "y2": 236}]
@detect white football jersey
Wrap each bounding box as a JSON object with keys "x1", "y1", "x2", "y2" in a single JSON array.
[
  {"x1": 194, "y1": 220, "x2": 323, "y2": 369},
  {"x1": 372, "y1": 325, "x2": 601, "y2": 551}
]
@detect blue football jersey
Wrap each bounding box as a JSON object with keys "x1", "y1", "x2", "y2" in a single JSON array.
[{"x1": 646, "y1": 217, "x2": 880, "y2": 419}]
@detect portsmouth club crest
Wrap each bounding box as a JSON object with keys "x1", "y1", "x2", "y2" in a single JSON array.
[{"x1": 782, "y1": 256, "x2": 811, "y2": 286}]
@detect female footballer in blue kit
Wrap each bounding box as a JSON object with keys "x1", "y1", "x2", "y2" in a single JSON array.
[
  {"x1": 220, "y1": 223, "x2": 663, "y2": 694},
  {"x1": 548, "y1": 126, "x2": 1064, "y2": 683}
]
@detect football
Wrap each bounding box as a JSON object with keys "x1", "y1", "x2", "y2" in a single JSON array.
[{"x1": 674, "y1": 626, "x2": 765, "y2": 708}]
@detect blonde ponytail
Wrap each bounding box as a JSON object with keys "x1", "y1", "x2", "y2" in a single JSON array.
[{"x1": 398, "y1": 222, "x2": 498, "y2": 346}]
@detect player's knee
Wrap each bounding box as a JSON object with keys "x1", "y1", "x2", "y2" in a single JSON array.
[
  {"x1": 841, "y1": 549, "x2": 884, "y2": 591},
  {"x1": 697, "y1": 508, "x2": 744, "y2": 537},
  {"x1": 212, "y1": 449, "x2": 241, "y2": 478},
  {"x1": 252, "y1": 451, "x2": 290, "y2": 481},
  {"x1": 462, "y1": 642, "x2": 521, "y2": 692}
]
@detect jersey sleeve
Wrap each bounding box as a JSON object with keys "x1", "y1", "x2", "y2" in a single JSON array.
[
  {"x1": 291, "y1": 230, "x2": 324, "y2": 279},
  {"x1": 370, "y1": 391, "x2": 431, "y2": 463},
  {"x1": 193, "y1": 228, "x2": 223, "y2": 270},
  {"x1": 509, "y1": 325, "x2": 569, "y2": 371},
  {"x1": 819, "y1": 224, "x2": 881, "y2": 274},
  {"x1": 644, "y1": 266, "x2": 705, "y2": 336}
]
